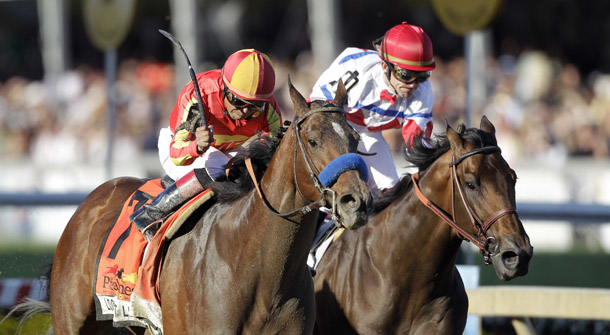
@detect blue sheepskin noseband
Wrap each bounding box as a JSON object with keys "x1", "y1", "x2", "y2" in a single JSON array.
[{"x1": 318, "y1": 153, "x2": 369, "y2": 187}]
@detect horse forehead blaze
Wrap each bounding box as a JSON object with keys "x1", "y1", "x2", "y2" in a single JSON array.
[
  {"x1": 303, "y1": 113, "x2": 355, "y2": 146},
  {"x1": 331, "y1": 121, "x2": 347, "y2": 139}
]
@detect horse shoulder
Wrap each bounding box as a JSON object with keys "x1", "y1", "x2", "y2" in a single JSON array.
[
  {"x1": 408, "y1": 270, "x2": 468, "y2": 334},
  {"x1": 313, "y1": 230, "x2": 375, "y2": 326},
  {"x1": 159, "y1": 198, "x2": 261, "y2": 331}
]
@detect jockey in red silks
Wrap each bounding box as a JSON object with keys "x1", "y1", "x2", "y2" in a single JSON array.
[
  {"x1": 309, "y1": 22, "x2": 436, "y2": 197},
  {"x1": 131, "y1": 49, "x2": 282, "y2": 241}
]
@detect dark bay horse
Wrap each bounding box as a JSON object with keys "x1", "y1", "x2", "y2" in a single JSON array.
[
  {"x1": 49, "y1": 79, "x2": 372, "y2": 334},
  {"x1": 312, "y1": 116, "x2": 533, "y2": 335}
]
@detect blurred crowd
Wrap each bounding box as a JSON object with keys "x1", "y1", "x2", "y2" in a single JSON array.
[
  {"x1": 1, "y1": 49, "x2": 610, "y2": 170},
  {"x1": 452, "y1": 50, "x2": 610, "y2": 166}
]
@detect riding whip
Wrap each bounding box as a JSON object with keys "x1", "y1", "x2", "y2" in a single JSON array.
[{"x1": 159, "y1": 29, "x2": 207, "y2": 128}]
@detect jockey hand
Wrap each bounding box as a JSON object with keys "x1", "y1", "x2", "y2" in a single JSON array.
[
  {"x1": 196, "y1": 125, "x2": 214, "y2": 154},
  {"x1": 242, "y1": 131, "x2": 272, "y2": 149}
]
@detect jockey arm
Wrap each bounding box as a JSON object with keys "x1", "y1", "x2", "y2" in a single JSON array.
[{"x1": 401, "y1": 81, "x2": 434, "y2": 150}]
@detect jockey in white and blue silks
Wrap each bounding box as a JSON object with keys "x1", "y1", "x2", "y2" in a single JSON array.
[{"x1": 309, "y1": 22, "x2": 436, "y2": 196}]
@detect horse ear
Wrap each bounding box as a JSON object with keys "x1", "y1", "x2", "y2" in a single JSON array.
[
  {"x1": 446, "y1": 122, "x2": 463, "y2": 149},
  {"x1": 332, "y1": 79, "x2": 348, "y2": 108},
  {"x1": 480, "y1": 115, "x2": 496, "y2": 136},
  {"x1": 288, "y1": 75, "x2": 309, "y2": 117}
]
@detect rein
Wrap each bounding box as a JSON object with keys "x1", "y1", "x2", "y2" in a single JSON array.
[
  {"x1": 245, "y1": 106, "x2": 355, "y2": 225},
  {"x1": 411, "y1": 146, "x2": 517, "y2": 264}
]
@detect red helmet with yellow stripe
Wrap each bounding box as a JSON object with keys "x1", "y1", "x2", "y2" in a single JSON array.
[
  {"x1": 221, "y1": 49, "x2": 276, "y2": 101},
  {"x1": 375, "y1": 22, "x2": 435, "y2": 72}
]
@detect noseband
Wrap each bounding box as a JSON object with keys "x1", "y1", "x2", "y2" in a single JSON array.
[
  {"x1": 411, "y1": 146, "x2": 517, "y2": 264},
  {"x1": 246, "y1": 106, "x2": 367, "y2": 226}
]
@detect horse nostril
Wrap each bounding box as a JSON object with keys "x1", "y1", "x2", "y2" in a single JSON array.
[
  {"x1": 339, "y1": 193, "x2": 359, "y2": 210},
  {"x1": 502, "y1": 250, "x2": 519, "y2": 269}
]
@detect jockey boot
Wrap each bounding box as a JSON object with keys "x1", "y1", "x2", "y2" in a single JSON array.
[{"x1": 130, "y1": 170, "x2": 205, "y2": 241}]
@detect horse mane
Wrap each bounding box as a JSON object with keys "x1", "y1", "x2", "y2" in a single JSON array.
[
  {"x1": 209, "y1": 134, "x2": 280, "y2": 203},
  {"x1": 372, "y1": 123, "x2": 497, "y2": 213},
  {"x1": 210, "y1": 100, "x2": 336, "y2": 203}
]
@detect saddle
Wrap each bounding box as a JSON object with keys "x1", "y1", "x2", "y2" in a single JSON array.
[{"x1": 93, "y1": 177, "x2": 214, "y2": 333}]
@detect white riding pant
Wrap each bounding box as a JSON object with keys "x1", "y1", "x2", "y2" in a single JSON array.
[
  {"x1": 350, "y1": 123, "x2": 400, "y2": 197},
  {"x1": 158, "y1": 127, "x2": 241, "y2": 181}
]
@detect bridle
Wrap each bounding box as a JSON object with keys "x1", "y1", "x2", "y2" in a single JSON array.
[
  {"x1": 411, "y1": 146, "x2": 518, "y2": 264},
  {"x1": 245, "y1": 105, "x2": 356, "y2": 226}
]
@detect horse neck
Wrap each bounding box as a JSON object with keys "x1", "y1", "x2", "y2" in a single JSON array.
[
  {"x1": 367, "y1": 166, "x2": 465, "y2": 279},
  {"x1": 254, "y1": 129, "x2": 318, "y2": 272},
  {"x1": 260, "y1": 129, "x2": 313, "y2": 211}
]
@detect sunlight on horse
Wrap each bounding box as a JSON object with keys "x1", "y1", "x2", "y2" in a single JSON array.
[
  {"x1": 46, "y1": 78, "x2": 372, "y2": 334},
  {"x1": 312, "y1": 116, "x2": 533, "y2": 335}
]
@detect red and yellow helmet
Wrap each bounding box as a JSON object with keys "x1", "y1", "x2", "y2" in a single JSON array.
[
  {"x1": 375, "y1": 22, "x2": 435, "y2": 72},
  {"x1": 221, "y1": 49, "x2": 276, "y2": 101}
]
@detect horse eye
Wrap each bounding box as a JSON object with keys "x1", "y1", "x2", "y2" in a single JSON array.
[
  {"x1": 465, "y1": 181, "x2": 477, "y2": 190},
  {"x1": 308, "y1": 139, "x2": 318, "y2": 147}
]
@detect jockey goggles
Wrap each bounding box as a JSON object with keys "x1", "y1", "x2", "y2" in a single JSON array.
[
  {"x1": 389, "y1": 63, "x2": 430, "y2": 84},
  {"x1": 223, "y1": 86, "x2": 267, "y2": 115}
]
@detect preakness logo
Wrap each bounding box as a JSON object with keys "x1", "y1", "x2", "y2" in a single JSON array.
[{"x1": 102, "y1": 265, "x2": 138, "y2": 300}]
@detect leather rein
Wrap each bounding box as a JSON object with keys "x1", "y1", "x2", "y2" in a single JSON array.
[
  {"x1": 411, "y1": 146, "x2": 517, "y2": 264},
  {"x1": 245, "y1": 106, "x2": 347, "y2": 224}
]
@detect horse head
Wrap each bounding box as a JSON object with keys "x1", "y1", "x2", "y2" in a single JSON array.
[
  {"x1": 445, "y1": 116, "x2": 533, "y2": 280},
  {"x1": 285, "y1": 77, "x2": 373, "y2": 230}
]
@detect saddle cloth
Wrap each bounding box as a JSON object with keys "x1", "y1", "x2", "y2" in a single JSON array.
[{"x1": 93, "y1": 178, "x2": 214, "y2": 334}]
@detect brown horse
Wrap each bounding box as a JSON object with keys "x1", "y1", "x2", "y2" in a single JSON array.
[
  {"x1": 49, "y1": 79, "x2": 372, "y2": 334},
  {"x1": 312, "y1": 116, "x2": 533, "y2": 335}
]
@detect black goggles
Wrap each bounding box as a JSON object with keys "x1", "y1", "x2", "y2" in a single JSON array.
[
  {"x1": 389, "y1": 64, "x2": 430, "y2": 84},
  {"x1": 223, "y1": 87, "x2": 267, "y2": 112}
]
